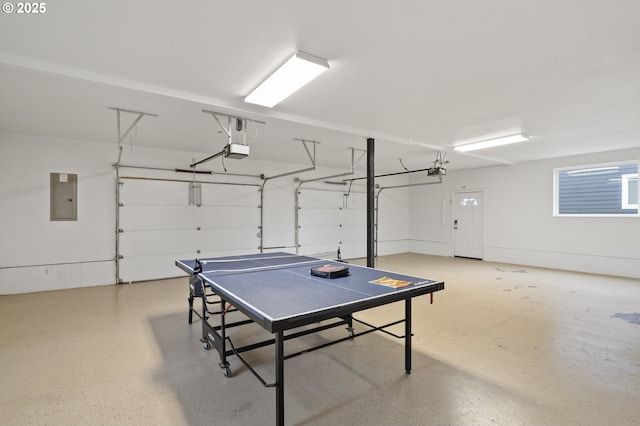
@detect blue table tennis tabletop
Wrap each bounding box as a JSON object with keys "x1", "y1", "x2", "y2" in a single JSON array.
[
  {"x1": 176, "y1": 252, "x2": 445, "y2": 425},
  {"x1": 176, "y1": 252, "x2": 444, "y2": 333}
]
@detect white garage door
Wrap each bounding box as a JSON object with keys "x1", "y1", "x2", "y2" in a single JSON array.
[
  {"x1": 297, "y1": 188, "x2": 367, "y2": 259},
  {"x1": 118, "y1": 177, "x2": 261, "y2": 282}
]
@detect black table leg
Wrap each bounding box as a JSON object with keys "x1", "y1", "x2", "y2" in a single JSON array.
[
  {"x1": 219, "y1": 299, "x2": 231, "y2": 377},
  {"x1": 201, "y1": 283, "x2": 208, "y2": 343},
  {"x1": 275, "y1": 330, "x2": 285, "y2": 426},
  {"x1": 405, "y1": 298, "x2": 412, "y2": 374}
]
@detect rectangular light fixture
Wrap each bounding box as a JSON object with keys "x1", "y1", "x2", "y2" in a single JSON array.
[
  {"x1": 454, "y1": 133, "x2": 530, "y2": 152},
  {"x1": 566, "y1": 166, "x2": 619, "y2": 176},
  {"x1": 245, "y1": 51, "x2": 329, "y2": 108}
]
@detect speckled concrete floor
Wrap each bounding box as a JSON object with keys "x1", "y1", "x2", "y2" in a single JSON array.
[{"x1": 1, "y1": 254, "x2": 638, "y2": 425}]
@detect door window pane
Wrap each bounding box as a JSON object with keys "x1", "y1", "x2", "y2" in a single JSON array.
[{"x1": 460, "y1": 198, "x2": 478, "y2": 206}]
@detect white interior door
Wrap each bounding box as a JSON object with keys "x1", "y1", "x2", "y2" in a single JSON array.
[{"x1": 453, "y1": 191, "x2": 484, "y2": 259}]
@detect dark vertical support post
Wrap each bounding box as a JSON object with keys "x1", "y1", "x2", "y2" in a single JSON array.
[
  {"x1": 367, "y1": 137, "x2": 375, "y2": 268},
  {"x1": 405, "y1": 298, "x2": 412, "y2": 374},
  {"x1": 275, "y1": 330, "x2": 285, "y2": 426}
]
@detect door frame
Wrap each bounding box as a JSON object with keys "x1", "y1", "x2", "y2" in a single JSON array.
[{"x1": 451, "y1": 190, "x2": 485, "y2": 259}]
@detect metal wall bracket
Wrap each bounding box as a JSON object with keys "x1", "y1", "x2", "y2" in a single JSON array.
[
  {"x1": 111, "y1": 107, "x2": 158, "y2": 286},
  {"x1": 259, "y1": 138, "x2": 321, "y2": 252}
]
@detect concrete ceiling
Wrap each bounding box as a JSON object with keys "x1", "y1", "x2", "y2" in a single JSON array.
[{"x1": 1, "y1": 0, "x2": 639, "y2": 174}]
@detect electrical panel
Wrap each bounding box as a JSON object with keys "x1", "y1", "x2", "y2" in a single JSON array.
[{"x1": 50, "y1": 173, "x2": 77, "y2": 221}]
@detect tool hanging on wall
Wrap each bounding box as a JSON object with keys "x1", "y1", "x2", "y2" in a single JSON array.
[{"x1": 188, "y1": 162, "x2": 203, "y2": 207}]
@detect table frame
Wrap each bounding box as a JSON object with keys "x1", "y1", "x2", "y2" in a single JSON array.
[{"x1": 181, "y1": 259, "x2": 444, "y2": 425}]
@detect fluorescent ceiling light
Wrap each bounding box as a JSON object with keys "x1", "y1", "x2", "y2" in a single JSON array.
[
  {"x1": 567, "y1": 166, "x2": 619, "y2": 176},
  {"x1": 245, "y1": 51, "x2": 329, "y2": 108},
  {"x1": 567, "y1": 166, "x2": 619, "y2": 175},
  {"x1": 454, "y1": 133, "x2": 530, "y2": 152}
]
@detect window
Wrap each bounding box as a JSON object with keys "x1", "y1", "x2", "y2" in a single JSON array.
[
  {"x1": 622, "y1": 173, "x2": 638, "y2": 209},
  {"x1": 554, "y1": 161, "x2": 639, "y2": 216},
  {"x1": 460, "y1": 198, "x2": 478, "y2": 206}
]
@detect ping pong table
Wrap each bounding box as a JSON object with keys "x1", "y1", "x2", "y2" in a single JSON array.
[{"x1": 176, "y1": 252, "x2": 444, "y2": 425}]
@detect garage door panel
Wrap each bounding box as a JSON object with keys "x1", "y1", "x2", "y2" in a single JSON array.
[
  {"x1": 338, "y1": 242, "x2": 366, "y2": 259},
  {"x1": 120, "y1": 180, "x2": 186, "y2": 205},
  {"x1": 201, "y1": 185, "x2": 260, "y2": 206},
  {"x1": 196, "y1": 206, "x2": 260, "y2": 229},
  {"x1": 120, "y1": 229, "x2": 199, "y2": 256},
  {"x1": 120, "y1": 253, "x2": 194, "y2": 283},
  {"x1": 119, "y1": 178, "x2": 261, "y2": 282},
  {"x1": 298, "y1": 227, "x2": 342, "y2": 246},
  {"x1": 341, "y1": 208, "x2": 366, "y2": 227},
  {"x1": 120, "y1": 205, "x2": 199, "y2": 230},
  {"x1": 298, "y1": 189, "x2": 366, "y2": 258},
  {"x1": 299, "y1": 190, "x2": 344, "y2": 209},
  {"x1": 297, "y1": 209, "x2": 341, "y2": 227},
  {"x1": 198, "y1": 228, "x2": 260, "y2": 252}
]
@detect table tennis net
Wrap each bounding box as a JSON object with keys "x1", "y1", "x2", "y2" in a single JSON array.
[{"x1": 194, "y1": 254, "x2": 326, "y2": 275}]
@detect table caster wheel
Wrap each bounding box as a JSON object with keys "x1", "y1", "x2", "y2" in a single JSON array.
[
  {"x1": 223, "y1": 366, "x2": 232, "y2": 377},
  {"x1": 202, "y1": 341, "x2": 211, "y2": 350}
]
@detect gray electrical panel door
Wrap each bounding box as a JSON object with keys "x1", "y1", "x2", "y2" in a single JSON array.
[{"x1": 50, "y1": 173, "x2": 77, "y2": 221}]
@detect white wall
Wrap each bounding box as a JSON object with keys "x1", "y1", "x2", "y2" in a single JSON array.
[
  {"x1": 410, "y1": 148, "x2": 640, "y2": 279},
  {"x1": 6, "y1": 128, "x2": 634, "y2": 294},
  {"x1": 0, "y1": 132, "x2": 116, "y2": 294},
  {"x1": 0, "y1": 131, "x2": 412, "y2": 293}
]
